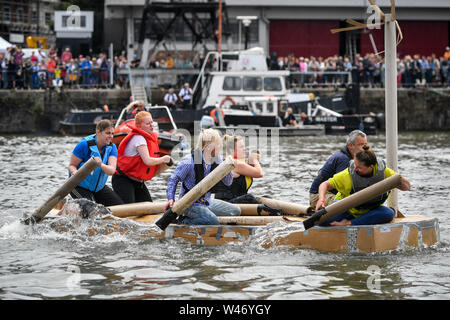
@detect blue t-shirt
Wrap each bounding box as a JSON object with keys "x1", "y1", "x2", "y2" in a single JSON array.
[
  {"x1": 73, "y1": 139, "x2": 118, "y2": 163},
  {"x1": 309, "y1": 146, "x2": 351, "y2": 194}
]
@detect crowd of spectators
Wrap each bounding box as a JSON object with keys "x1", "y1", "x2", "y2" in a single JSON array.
[
  {"x1": 267, "y1": 47, "x2": 450, "y2": 88},
  {"x1": 1, "y1": 45, "x2": 449, "y2": 90},
  {"x1": 0, "y1": 46, "x2": 114, "y2": 90}
]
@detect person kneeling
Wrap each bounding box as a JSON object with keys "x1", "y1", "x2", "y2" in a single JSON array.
[
  {"x1": 166, "y1": 129, "x2": 241, "y2": 225},
  {"x1": 315, "y1": 144, "x2": 410, "y2": 226}
]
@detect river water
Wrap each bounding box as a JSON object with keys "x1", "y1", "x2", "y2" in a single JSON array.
[{"x1": 0, "y1": 132, "x2": 449, "y2": 301}]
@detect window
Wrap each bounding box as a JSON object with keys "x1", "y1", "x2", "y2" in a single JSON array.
[
  {"x1": 31, "y1": 11, "x2": 37, "y2": 24},
  {"x1": 223, "y1": 76, "x2": 241, "y2": 91},
  {"x1": 267, "y1": 102, "x2": 274, "y2": 114},
  {"x1": 255, "y1": 103, "x2": 263, "y2": 114},
  {"x1": 264, "y1": 77, "x2": 282, "y2": 91},
  {"x1": 62, "y1": 15, "x2": 86, "y2": 28},
  {"x1": 45, "y1": 12, "x2": 51, "y2": 25},
  {"x1": 17, "y1": 8, "x2": 24, "y2": 23},
  {"x1": 227, "y1": 18, "x2": 259, "y2": 44},
  {"x1": 3, "y1": 7, "x2": 11, "y2": 21},
  {"x1": 243, "y1": 77, "x2": 262, "y2": 91}
]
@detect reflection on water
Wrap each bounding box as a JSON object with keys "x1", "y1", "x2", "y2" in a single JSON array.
[{"x1": 0, "y1": 132, "x2": 449, "y2": 300}]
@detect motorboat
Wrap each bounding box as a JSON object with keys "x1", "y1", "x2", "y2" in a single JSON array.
[{"x1": 113, "y1": 105, "x2": 187, "y2": 157}]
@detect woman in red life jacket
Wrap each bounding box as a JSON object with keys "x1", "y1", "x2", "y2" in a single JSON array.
[{"x1": 112, "y1": 111, "x2": 172, "y2": 204}]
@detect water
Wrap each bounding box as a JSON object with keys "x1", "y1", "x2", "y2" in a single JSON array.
[{"x1": 0, "y1": 132, "x2": 449, "y2": 300}]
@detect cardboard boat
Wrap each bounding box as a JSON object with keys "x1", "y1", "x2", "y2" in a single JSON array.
[{"x1": 46, "y1": 201, "x2": 439, "y2": 254}]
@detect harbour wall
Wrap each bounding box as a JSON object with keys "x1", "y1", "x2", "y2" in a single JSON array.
[{"x1": 0, "y1": 88, "x2": 448, "y2": 134}]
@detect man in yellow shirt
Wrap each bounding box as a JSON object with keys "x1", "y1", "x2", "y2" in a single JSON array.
[{"x1": 315, "y1": 145, "x2": 410, "y2": 226}]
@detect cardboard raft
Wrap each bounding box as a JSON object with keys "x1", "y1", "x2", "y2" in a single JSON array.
[{"x1": 48, "y1": 212, "x2": 439, "y2": 253}]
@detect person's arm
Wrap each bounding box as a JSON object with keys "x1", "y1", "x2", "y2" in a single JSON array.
[
  {"x1": 167, "y1": 157, "x2": 191, "y2": 198},
  {"x1": 316, "y1": 180, "x2": 334, "y2": 211},
  {"x1": 136, "y1": 145, "x2": 171, "y2": 167},
  {"x1": 101, "y1": 156, "x2": 118, "y2": 175},
  {"x1": 233, "y1": 152, "x2": 263, "y2": 178},
  {"x1": 68, "y1": 154, "x2": 83, "y2": 176},
  {"x1": 398, "y1": 176, "x2": 411, "y2": 191}
]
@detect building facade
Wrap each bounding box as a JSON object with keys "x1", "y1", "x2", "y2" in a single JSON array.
[
  {"x1": 104, "y1": 0, "x2": 450, "y2": 62},
  {"x1": 0, "y1": 0, "x2": 59, "y2": 47}
]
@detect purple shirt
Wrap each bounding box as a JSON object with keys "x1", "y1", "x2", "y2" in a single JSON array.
[{"x1": 166, "y1": 153, "x2": 233, "y2": 206}]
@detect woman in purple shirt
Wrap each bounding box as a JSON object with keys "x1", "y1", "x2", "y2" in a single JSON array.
[{"x1": 166, "y1": 129, "x2": 241, "y2": 225}]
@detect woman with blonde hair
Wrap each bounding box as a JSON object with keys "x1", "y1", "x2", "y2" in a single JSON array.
[
  {"x1": 214, "y1": 135, "x2": 262, "y2": 202},
  {"x1": 166, "y1": 128, "x2": 241, "y2": 225},
  {"x1": 282, "y1": 107, "x2": 298, "y2": 127},
  {"x1": 112, "y1": 111, "x2": 172, "y2": 204}
]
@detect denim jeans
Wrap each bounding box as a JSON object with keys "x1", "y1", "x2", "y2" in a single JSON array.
[
  {"x1": 181, "y1": 199, "x2": 241, "y2": 225},
  {"x1": 320, "y1": 201, "x2": 395, "y2": 226}
]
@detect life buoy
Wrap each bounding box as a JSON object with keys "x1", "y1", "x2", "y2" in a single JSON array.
[
  {"x1": 220, "y1": 96, "x2": 235, "y2": 107},
  {"x1": 210, "y1": 108, "x2": 225, "y2": 123}
]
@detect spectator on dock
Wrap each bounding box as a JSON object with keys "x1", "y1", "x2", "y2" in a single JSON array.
[
  {"x1": 309, "y1": 130, "x2": 367, "y2": 209},
  {"x1": 178, "y1": 82, "x2": 193, "y2": 109},
  {"x1": 164, "y1": 87, "x2": 178, "y2": 111},
  {"x1": 61, "y1": 47, "x2": 72, "y2": 64}
]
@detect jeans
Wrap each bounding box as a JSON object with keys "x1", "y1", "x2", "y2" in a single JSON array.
[
  {"x1": 2, "y1": 70, "x2": 7, "y2": 88},
  {"x1": 320, "y1": 202, "x2": 395, "y2": 226},
  {"x1": 181, "y1": 199, "x2": 241, "y2": 225}
]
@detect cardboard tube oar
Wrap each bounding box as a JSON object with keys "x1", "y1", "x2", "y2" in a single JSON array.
[
  {"x1": 155, "y1": 157, "x2": 235, "y2": 230},
  {"x1": 303, "y1": 174, "x2": 403, "y2": 230},
  {"x1": 108, "y1": 202, "x2": 167, "y2": 218},
  {"x1": 22, "y1": 157, "x2": 99, "y2": 225},
  {"x1": 218, "y1": 216, "x2": 288, "y2": 226},
  {"x1": 254, "y1": 197, "x2": 312, "y2": 216},
  {"x1": 235, "y1": 203, "x2": 283, "y2": 216}
]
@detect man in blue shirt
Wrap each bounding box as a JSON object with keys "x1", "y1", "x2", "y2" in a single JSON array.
[
  {"x1": 166, "y1": 129, "x2": 240, "y2": 225},
  {"x1": 68, "y1": 120, "x2": 123, "y2": 206},
  {"x1": 80, "y1": 56, "x2": 92, "y2": 87},
  {"x1": 309, "y1": 130, "x2": 367, "y2": 209}
]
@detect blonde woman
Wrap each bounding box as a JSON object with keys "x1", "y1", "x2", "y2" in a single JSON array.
[
  {"x1": 282, "y1": 107, "x2": 298, "y2": 127},
  {"x1": 166, "y1": 129, "x2": 241, "y2": 225},
  {"x1": 214, "y1": 135, "x2": 263, "y2": 203}
]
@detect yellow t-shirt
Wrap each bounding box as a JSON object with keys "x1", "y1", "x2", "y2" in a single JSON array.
[{"x1": 328, "y1": 163, "x2": 397, "y2": 217}]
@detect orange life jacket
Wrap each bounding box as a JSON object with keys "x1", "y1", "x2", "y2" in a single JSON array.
[{"x1": 116, "y1": 125, "x2": 160, "y2": 181}]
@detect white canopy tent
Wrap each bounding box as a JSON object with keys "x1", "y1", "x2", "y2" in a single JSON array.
[
  {"x1": 0, "y1": 36, "x2": 46, "y2": 60},
  {"x1": 0, "y1": 36, "x2": 14, "y2": 53}
]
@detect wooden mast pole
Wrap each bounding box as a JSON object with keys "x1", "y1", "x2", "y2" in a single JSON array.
[{"x1": 384, "y1": 13, "x2": 399, "y2": 214}]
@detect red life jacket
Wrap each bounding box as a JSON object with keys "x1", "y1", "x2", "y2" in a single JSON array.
[{"x1": 116, "y1": 125, "x2": 160, "y2": 181}]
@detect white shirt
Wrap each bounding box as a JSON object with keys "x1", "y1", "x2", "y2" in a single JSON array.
[
  {"x1": 179, "y1": 88, "x2": 192, "y2": 100},
  {"x1": 123, "y1": 135, "x2": 147, "y2": 157},
  {"x1": 164, "y1": 93, "x2": 178, "y2": 103}
]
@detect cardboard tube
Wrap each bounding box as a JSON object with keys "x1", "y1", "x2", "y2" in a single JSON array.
[
  {"x1": 23, "y1": 157, "x2": 99, "y2": 224},
  {"x1": 155, "y1": 157, "x2": 235, "y2": 230},
  {"x1": 254, "y1": 197, "x2": 312, "y2": 216},
  {"x1": 235, "y1": 203, "x2": 282, "y2": 216},
  {"x1": 218, "y1": 216, "x2": 284, "y2": 225},
  {"x1": 303, "y1": 174, "x2": 402, "y2": 230},
  {"x1": 108, "y1": 202, "x2": 167, "y2": 218}
]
